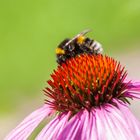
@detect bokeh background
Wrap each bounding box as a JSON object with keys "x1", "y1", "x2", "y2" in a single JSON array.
[{"x1": 0, "y1": 0, "x2": 140, "y2": 139}]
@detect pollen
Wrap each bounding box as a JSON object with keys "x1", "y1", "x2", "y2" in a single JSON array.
[
  {"x1": 55, "y1": 48, "x2": 65, "y2": 55},
  {"x1": 77, "y1": 35, "x2": 85, "y2": 44},
  {"x1": 44, "y1": 54, "x2": 129, "y2": 113}
]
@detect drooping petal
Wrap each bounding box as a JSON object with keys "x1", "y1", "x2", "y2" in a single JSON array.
[
  {"x1": 114, "y1": 99, "x2": 140, "y2": 137},
  {"x1": 125, "y1": 81, "x2": 140, "y2": 99},
  {"x1": 95, "y1": 106, "x2": 117, "y2": 140},
  {"x1": 56, "y1": 109, "x2": 98, "y2": 140},
  {"x1": 56, "y1": 100, "x2": 140, "y2": 140},
  {"x1": 103, "y1": 100, "x2": 140, "y2": 139},
  {"x1": 57, "y1": 110, "x2": 88, "y2": 140},
  {"x1": 94, "y1": 105, "x2": 131, "y2": 140},
  {"x1": 80, "y1": 110, "x2": 97, "y2": 140},
  {"x1": 5, "y1": 105, "x2": 53, "y2": 140},
  {"x1": 36, "y1": 111, "x2": 71, "y2": 140}
]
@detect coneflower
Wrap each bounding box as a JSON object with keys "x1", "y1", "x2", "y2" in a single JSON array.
[{"x1": 5, "y1": 54, "x2": 140, "y2": 140}]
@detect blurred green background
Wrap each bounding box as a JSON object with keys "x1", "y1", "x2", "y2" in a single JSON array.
[{"x1": 0, "y1": 0, "x2": 140, "y2": 117}]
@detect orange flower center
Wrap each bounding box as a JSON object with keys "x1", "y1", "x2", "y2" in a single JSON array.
[{"x1": 44, "y1": 54, "x2": 128, "y2": 113}]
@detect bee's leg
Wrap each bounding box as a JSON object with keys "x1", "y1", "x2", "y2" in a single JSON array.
[{"x1": 56, "y1": 55, "x2": 67, "y2": 65}]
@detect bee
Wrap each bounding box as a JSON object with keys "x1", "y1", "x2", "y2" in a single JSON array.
[{"x1": 56, "y1": 29, "x2": 103, "y2": 65}]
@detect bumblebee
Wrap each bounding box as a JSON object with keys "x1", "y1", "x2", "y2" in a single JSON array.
[{"x1": 56, "y1": 29, "x2": 103, "y2": 65}]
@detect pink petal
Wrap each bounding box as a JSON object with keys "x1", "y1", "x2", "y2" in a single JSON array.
[
  {"x1": 124, "y1": 91, "x2": 140, "y2": 99},
  {"x1": 124, "y1": 81, "x2": 140, "y2": 99},
  {"x1": 57, "y1": 101, "x2": 140, "y2": 140},
  {"x1": 128, "y1": 81, "x2": 140, "y2": 90},
  {"x1": 95, "y1": 102, "x2": 140, "y2": 140},
  {"x1": 94, "y1": 106, "x2": 128, "y2": 140},
  {"x1": 5, "y1": 105, "x2": 53, "y2": 140},
  {"x1": 36, "y1": 111, "x2": 71, "y2": 140},
  {"x1": 114, "y1": 99, "x2": 140, "y2": 137},
  {"x1": 81, "y1": 110, "x2": 97, "y2": 139},
  {"x1": 104, "y1": 100, "x2": 140, "y2": 139},
  {"x1": 57, "y1": 110, "x2": 87, "y2": 140},
  {"x1": 57, "y1": 109, "x2": 98, "y2": 140}
]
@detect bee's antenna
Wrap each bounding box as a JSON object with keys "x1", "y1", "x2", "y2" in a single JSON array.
[{"x1": 65, "y1": 29, "x2": 91, "y2": 46}]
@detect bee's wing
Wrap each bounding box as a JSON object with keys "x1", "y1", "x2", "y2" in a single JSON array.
[
  {"x1": 65, "y1": 29, "x2": 91, "y2": 46},
  {"x1": 78, "y1": 29, "x2": 91, "y2": 36}
]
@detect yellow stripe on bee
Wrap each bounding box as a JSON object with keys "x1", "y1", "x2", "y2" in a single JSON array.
[
  {"x1": 55, "y1": 48, "x2": 65, "y2": 54},
  {"x1": 77, "y1": 35, "x2": 85, "y2": 44}
]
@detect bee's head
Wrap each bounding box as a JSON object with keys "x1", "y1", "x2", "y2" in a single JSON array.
[
  {"x1": 56, "y1": 38, "x2": 76, "y2": 64},
  {"x1": 55, "y1": 39, "x2": 69, "y2": 55}
]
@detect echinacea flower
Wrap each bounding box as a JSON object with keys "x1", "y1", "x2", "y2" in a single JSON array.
[{"x1": 5, "y1": 54, "x2": 140, "y2": 140}]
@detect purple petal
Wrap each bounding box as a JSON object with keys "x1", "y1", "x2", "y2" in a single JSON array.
[
  {"x1": 5, "y1": 105, "x2": 53, "y2": 140},
  {"x1": 57, "y1": 110, "x2": 87, "y2": 140},
  {"x1": 94, "y1": 106, "x2": 127, "y2": 140},
  {"x1": 104, "y1": 100, "x2": 140, "y2": 139},
  {"x1": 57, "y1": 101, "x2": 140, "y2": 140},
  {"x1": 124, "y1": 81, "x2": 140, "y2": 99},
  {"x1": 57, "y1": 109, "x2": 99, "y2": 140},
  {"x1": 124, "y1": 91, "x2": 140, "y2": 99},
  {"x1": 114, "y1": 99, "x2": 140, "y2": 137},
  {"x1": 80, "y1": 110, "x2": 97, "y2": 139},
  {"x1": 36, "y1": 111, "x2": 71, "y2": 140}
]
